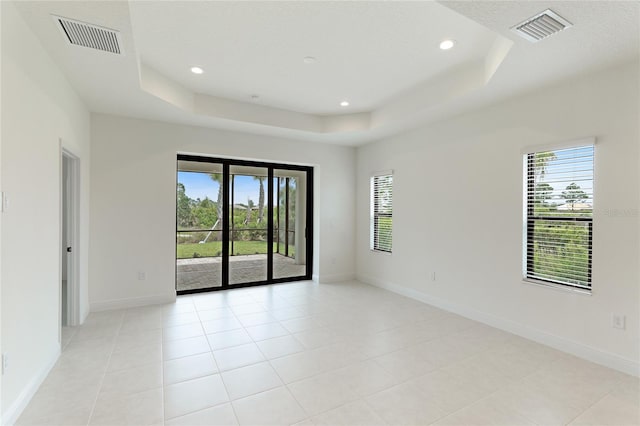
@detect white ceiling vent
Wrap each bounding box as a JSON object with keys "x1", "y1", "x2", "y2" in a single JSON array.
[
  {"x1": 511, "y1": 9, "x2": 572, "y2": 43},
  {"x1": 52, "y1": 15, "x2": 123, "y2": 55}
]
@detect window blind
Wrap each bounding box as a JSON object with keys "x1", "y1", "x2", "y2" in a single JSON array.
[
  {"x1": 371, "y1": 173, "x2": 393, "y2": 253},
  {"x1": 525, "y1": 145, "x2": 594, "y2": 290}
]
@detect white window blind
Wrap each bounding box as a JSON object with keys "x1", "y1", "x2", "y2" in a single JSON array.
[
  {"x1": 524, "y1": 145, "x2": 594, "y2": 290},
  {"x1": 371, "y1": 173, "x2": 393, "y2": 253}
]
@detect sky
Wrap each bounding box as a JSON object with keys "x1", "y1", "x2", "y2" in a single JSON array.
[{"x1": 178, "y1": 171, "x2": 262, "y2": 205}]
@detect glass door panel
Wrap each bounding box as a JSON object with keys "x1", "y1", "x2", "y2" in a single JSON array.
[
  {"x1": 176, "y1": 160, "x2": 224, "y2": 291},
  {"x1": 273, "y1": 169, "x2": 307, "y2": 279},
  {"x1": 177, "y1": 155, "x2": 312, "y2": 294},
  {"x1": 228, "y1": 165, "x2": 269, "y2": 285}
]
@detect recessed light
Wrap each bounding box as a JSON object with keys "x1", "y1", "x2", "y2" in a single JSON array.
[
  {"x1": 190, "y1": 66, "x2": 204, "y2": 74},
  {"x1": 303, "y1": 56, "x2": 317, "y2": 64},
  {"x1": 340, "y1": 100, "x2": 350, "y2": 107},
  {"x1": 439, "y1": 39, "x2": 455, "y2": 50}
]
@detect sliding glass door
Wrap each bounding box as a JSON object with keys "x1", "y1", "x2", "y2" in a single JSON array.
[
  {"x1": 228, "y1": 165, "x2": 269, "y2": 285},
  {"x1": 176, "y1": 160, "x2": 224, "y2": 291},
  {"x1": 176, "y1": 156, "x2": 313, "y2": 293},
  {"x1": 273, "y1": 169, "x2": 308, "y2": 280}
]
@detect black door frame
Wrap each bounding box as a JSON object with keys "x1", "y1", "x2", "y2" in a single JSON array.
[{"x1": 176, "y1": 154, "x2": 314, "y2": 294}]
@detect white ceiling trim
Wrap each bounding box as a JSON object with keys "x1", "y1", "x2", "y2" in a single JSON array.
[{"x1": 139, "y1": 34, "x2": 512, "y2": 137}]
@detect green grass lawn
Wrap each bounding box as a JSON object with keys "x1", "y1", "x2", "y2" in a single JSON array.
[{"x1": 177, "y1": 241, "x2": 295, "y2": 259}]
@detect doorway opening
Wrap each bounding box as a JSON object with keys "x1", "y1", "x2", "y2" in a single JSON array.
[
  {"x1": 175, "y1": 155, "x2": 313, "y2": 293},
  {"x1": 61, "y1": 150, "x2": 80, "y2": 327}
]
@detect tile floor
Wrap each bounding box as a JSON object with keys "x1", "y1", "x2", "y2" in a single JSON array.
[{"x1": 17, "y1": 280, "x2": 639, "y2": 426}]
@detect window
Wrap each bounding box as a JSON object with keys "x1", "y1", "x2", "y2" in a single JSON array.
[
  {"x1": 524, "y1": 144, "x2": 594, "y2": 290},
  {"x1": 371, "y1": 172, "x2": 393, "y2": 253}
]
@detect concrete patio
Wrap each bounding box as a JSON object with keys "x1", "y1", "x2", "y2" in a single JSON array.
[{"x1": 177, "y1": 254, "x2": 306, "y2": 291}]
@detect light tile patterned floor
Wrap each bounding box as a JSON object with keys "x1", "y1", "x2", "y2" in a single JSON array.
[{"x1": 17, "y1": 281, "x2": 640, "y2": 426}]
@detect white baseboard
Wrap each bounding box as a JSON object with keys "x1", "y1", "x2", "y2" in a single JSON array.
[
  {"x1": 312, "y1": 274, "x2": 319, "y2": 283},
  {"x1": 358, "y1": 274, "x2": 639, "y2": 378},
  {"x1": 2, "y1": 345, "x2": 61, "y2": 426},
  {"x1": 90, "y1": 293, "x2": 176, "y2": 312},
  {"x1": 316, "y1": 273, "x2": 356, "y2": 284}
]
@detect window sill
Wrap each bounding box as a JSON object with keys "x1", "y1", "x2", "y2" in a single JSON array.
[
  {"x1": 370, "y1": 249, "x2": 392, "y2": 256},
  {"x1": 522, "y1": 278, "x2": 592, "y2": 296}
]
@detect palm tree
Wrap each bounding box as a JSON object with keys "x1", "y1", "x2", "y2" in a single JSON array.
[
  {"x1": 197, "y1": 173, "x2": 224, "y2": 244},
  {"x1": 209, "y1": 173, "x2": 223, "y2": 231},
  {"x1": 253, "y1": 176, "x2": 265, "y2": 223},
  {"x1": 244, "y1": 198, "x2": 254, "y2": 225},
  {"x1": 530, "y1": 151, "x2": 557, "y2": 215},
  {"x1": 533, "y1": 151, "x2": 557, "y2": 183}
]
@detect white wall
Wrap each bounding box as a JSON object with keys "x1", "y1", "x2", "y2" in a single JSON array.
[
  {"x1": 357, "y1": 62, "x2": 640, "y2": 376},
  {"x1": 89, "y1": 114, "x2": 356, "y2": 309},
  {"x1": 1, "y1": 2, "x2": 91, "y2": 423},
  {"x1": 0, "y1": 0, "x2": 3, "y2": 417}
]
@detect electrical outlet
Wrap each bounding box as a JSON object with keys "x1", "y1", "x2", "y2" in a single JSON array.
[
  {"x1": 612, "y1": 314, "x2": 626, "y2": 330},
  {"x1": 2, "y1": 353, "x2": 8, "y2": 374},
  {"x1": 138, "y1": 272, "x2": 146, "y2": 281}
]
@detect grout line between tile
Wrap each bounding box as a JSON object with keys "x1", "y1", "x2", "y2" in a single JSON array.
[{"x1": 84, "y1": 313, "x2": 125, "y2": 426}]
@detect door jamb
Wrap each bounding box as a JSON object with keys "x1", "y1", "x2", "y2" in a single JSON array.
[{"x1": 61, "y1": 147, "x2": 80, "y2": 327}]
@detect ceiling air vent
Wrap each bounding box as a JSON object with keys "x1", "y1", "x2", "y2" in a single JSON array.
[
  {"x1": 53, "y1": 15, "x2": 123, "y2": 55},
  {"x1": 511, "y1": 9, "x2": 572, "y2": 43}
]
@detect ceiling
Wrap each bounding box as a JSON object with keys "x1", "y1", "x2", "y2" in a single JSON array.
[
  {"x1": 130, "y1": 1, "x2": 496, "y2": 115},
  {"x1": 12, "y1": 1, "x2": 640, "y2": 146}
]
